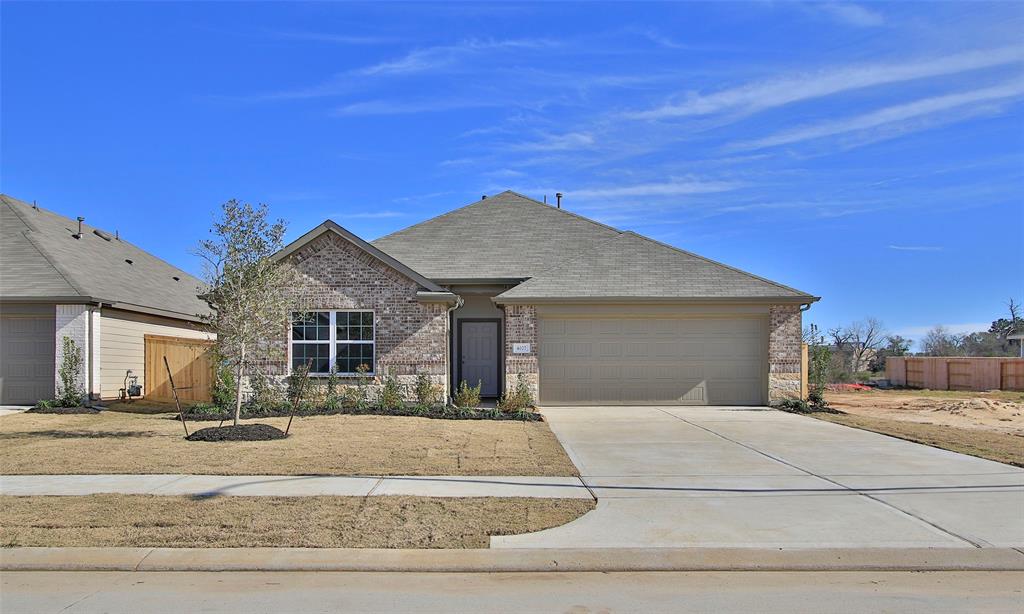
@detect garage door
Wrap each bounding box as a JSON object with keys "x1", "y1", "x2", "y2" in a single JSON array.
[
  {"x1": 0, "y1": 316, "x2": 55, "y2": 404},
  {"x1": 539, "y1": 317, "x2": 766, "y2": 405}
]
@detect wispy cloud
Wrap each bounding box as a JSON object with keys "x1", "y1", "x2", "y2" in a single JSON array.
[
  {"x1": 812, "y1": 3, "x2": 886, "y2": 28},
  {"x1": 729, "y1": 80, "x2": 1024, "y2": 150},
  {"x1": 897, "y1": 322, "x2": 990, "y2": 337},
  {"x1": 887, "y1": 244, "x2": 944, "y2": 252},
  {"x1": 568, "y1": 178, "x2": 740, "y2": 199},
  {"x1": 628, "y1": 45, "x2": 1024, "y2": 120},
  {"x1": 332, "y1": 98, "x2": 506, "y2": 116},
  {"x1": 355, "y1": 38, "x2": 556, "y2": 77},
  {"x1": 508, "y1": 132, "x2": 596, "y2": 151}
]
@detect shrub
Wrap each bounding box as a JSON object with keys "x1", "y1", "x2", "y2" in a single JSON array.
[
  {"x1": 246, "y1": 372, "x2": 287, "y2": 412},
  {"x1": 286, "y1": 360, "x2": 313, "y2": 407},
  {"x1": 210, "y1": 361, "x2": 237, "y2": 410},
  {"x1": 323, "y1": 369, "x2": 342, "y2": 411},
  {"x1": 413, "y1": 373, "x2": 441, "y2": 409},
  {"x1": 34, "y1": 399, "x2": 55, "y2": 411},
  {"x1": 56, "y1": 336, "x2": 85, "y2": 407},
  {"x1": 187, "y1": 402, "x2": 227, "y2": 418},
  {"x1": 377, "y1": 372, "x2": 405, "y2": 411},
  {"x1": 497, "y1": 373, "x2": 534, "y2": 412},
  {"x1": 453, "y1": 379, "x2": 482, "y2": 409},
  {"x1": 774, "y1": 398, "x2": 811, "y2": 413},
  {"x1": 353, "y1": 363, "x2": 372, "y2": 410}
]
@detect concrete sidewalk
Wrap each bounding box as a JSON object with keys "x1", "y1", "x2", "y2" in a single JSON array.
[
  {"x1": 0, "y1": 474, "x2": 592, "y2": 499},
  {"x1": 3, "y1": 546, "x2": 1023, "y2": 572}
]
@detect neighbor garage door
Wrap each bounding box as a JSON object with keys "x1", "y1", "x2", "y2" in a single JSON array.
[
  {"x1": 0, "y1": 315, "x2": 55, "y2": 404},
  {"x1": 539, "y1": 317, "x2": 766, "y2": 405}
]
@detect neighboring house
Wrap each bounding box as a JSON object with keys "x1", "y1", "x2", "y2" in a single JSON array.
[
  {"x1": 270, "y1": 191, "x2": 819, "y2": 406},
  {"x1": 0, "y1": 195, "x2": 211, "y2": 404}
]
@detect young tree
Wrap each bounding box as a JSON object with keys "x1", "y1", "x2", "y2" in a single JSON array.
[
  {"x1": 921, "y1": 325, "x2": 963, "y2": 356},
  {"x1": 868, "y1": 334, "x2": 911, "y2": 373},
  {"x1": 196, "y1": 200, "x2": 294, "y2": 427}
]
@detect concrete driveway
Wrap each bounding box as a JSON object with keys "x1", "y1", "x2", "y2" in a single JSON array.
[{"x1": 492, "y1": 406, "x2": 1024, "y2": 549}]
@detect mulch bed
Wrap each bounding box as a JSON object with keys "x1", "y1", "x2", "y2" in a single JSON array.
[
  {"x1": 185, "y1": 424, "x2": 287, "y2": 442},
  {"x1": 179, "y1": 406, "x2": 542, "y2": 422},
  {"x1": 26, "y1": 406, "x2": 100, "y2": 415}
]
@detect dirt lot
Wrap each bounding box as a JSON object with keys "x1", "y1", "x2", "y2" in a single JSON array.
[
  {"x1": 826, "y1": 389, "x2": 1024, "y2": 435},
  {"x1": 0, "y1": 412, "x2": 578, "y2": 476},
  {"x1": 0, "y1": 495, "x2": 594, "y2": 549},
  {"x1": 821, "y1": 389, "x2": 1024, "y2": 467}
]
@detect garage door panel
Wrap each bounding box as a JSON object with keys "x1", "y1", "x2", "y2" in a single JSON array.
[
  {"x1": 1, "y1": 316, "x2": 56, "y2": 404},
  {"x1": 539, "y1": 316, "x2": 765, "y2": 406}
]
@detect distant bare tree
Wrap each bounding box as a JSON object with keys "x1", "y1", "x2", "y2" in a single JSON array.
[
  {"x1": 847, "y1": 318, "x2": 886, "y2": 372},
  {"x1": 921, "y1": 325, "x2": 963, "y2": 357},
  {"x1": 196, "y1": 200, "x2": 295, "y2": 427}
]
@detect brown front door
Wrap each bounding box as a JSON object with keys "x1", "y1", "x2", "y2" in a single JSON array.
[{"x1": 459, "y1": 320, "x2": 500, "y2": 397}]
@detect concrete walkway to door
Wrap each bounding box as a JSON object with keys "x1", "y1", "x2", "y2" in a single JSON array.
[{"x1": 492, "y1": 406, "x2": 1024, "y2": 549}]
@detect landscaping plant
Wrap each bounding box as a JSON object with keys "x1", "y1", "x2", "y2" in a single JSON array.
[
  {"x1": 196, "y1": 199, "x2": 295, "y2": 427},
  {"x1": 56, "y1": 336, "x2": 85, "y2": 407},
  {"x1": 453, "y1": 379, "x2": 482, "y2": 409},
  {"x1": 497, "y1": 373, "x2": 534, "y2": 412},
  {"x1": 377, "y1": 372, "x2": 405, "y2": 411},
  {"x1": 413, "y1": 373, "x2": 441, "y2": 410}
]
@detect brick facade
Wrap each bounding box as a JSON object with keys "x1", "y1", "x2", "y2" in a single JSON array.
[
  {"x1": 502, "y1": 304, "x2": 539, "y2": 400},
  {"x1": 768, "y1": 303, "x2": 802, "y2": 402},
  {"x1": 263, "y1": 232, "x2": 448, "y2": 399}
]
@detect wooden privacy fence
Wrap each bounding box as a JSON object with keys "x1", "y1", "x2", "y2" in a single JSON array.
[
  {"x1": 886, "y1": 356, "x2": 1024, "y2": 392},
  {"x1": 144, "y1": 335, "x2": 214, "y2": 402}
]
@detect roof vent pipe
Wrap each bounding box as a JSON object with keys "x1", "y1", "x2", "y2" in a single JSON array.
[
  {"x1": 555, "y1": 193, "x2": 563, "y2": 209},
  {"x1": 73, "y1": 217, "x2": 85, "y2": 239}
]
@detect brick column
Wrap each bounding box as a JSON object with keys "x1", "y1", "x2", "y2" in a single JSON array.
[
  {"x1": 768, "y1": 304, "x2": 802, "y2": 402},
  {"x1": 503, "y1": 304, "x2": 539, "y2": 401}
]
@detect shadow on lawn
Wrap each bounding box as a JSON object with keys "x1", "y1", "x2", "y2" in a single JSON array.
[{"x1": 0, "y1": 429, "x2": 161, "y2": 439}]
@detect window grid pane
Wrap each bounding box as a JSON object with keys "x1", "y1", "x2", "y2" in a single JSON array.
[{"x1": 291, "y1": 311, "x2": 374, "y2": 375}]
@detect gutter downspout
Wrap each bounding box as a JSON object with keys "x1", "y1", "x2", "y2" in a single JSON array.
[
  {"x1": 87, "y1": 304, "x2": 99, "y2": 404},
  {"x1": 444, "y1": 295, "x2": 464, "y2": 404}
]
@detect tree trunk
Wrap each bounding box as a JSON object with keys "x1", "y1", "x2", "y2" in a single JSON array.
[{"x1": 233, "y1": 344, "x2": 245, "y2": 427}]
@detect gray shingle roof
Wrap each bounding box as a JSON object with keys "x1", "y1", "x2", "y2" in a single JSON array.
[
  {"x1": 0, "y1": 194, "x2": 209, "y2": 320},
  {"x1": 372, "y1": 191, "x2": 622, "y2": 280},
  {"x1": 373, "y1": 190, "x2": 814, "y2": 302},
  {"x1": 496, "y1": 231, "x2": 814, "y2": 302}
]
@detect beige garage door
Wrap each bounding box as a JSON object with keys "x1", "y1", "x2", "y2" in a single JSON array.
[{"x1": 539, "y1": 317, "x2": 766, "y2": 405}]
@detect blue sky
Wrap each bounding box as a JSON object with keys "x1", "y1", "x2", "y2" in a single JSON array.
[{"x1": 3, "y1": 1, "x2": 1022, "y2": 344}]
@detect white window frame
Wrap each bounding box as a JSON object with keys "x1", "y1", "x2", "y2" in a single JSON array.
[{"x1": 289, "y1": 310, "x2": 375, "y2": 376}]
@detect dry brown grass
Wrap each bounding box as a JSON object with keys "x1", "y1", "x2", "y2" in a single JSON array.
[
  {"x1": 0, "y1": 495, "x2": 594, "y2": 549},
  {"x1": 814, "y1": 413, "x2": 1024, "y2": 467},
  {"x1": 0, "y1": 412, "x2": 578, "y2": 476}
]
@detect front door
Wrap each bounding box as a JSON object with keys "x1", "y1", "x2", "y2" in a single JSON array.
[{"x1": 459, "y1": 320, "x2": 500, "y2": 397}]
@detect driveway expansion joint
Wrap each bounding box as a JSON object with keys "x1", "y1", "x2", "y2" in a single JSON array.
[{"x1": 657, "y1": 408, "x2": 987, "y2": 549}]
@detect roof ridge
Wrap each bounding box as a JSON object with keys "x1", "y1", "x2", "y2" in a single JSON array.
[
  {"x1": 2, "y1": 196, "x2": 86, "y2": 295},
  {"x1": 497, "y1": 190, "x2": 625, "y2": 235},
  {"x1": 373, "y1": 190, "x2": 624, "y2": 244},
  {"x1": 373, "y1": 194, "x2": 491, "y2": 243},
  {"x1": 619, "y1": 230, "x2": 815, "y2": 297}
]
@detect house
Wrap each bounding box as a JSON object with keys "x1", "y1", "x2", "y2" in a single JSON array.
[
  {"x1": 270, "y1": 191, "x2": 818, "y2": 405},
  {"x1": 0, "y1": 194, "x2": 211, "y2": 404}
]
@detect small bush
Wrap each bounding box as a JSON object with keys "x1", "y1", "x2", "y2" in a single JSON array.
[
  {"x1": 774, "y1": 398, "x2": 811, "y2": 413},
  {"x1": 497, "y1": 373, "x2": 534, "y2": 412},
  {"x1": 323, "y1": 369, "x2": 342, "y2": 411},
  {"x1": 186, "y1": 402, "x2": 227, "y2": 418},
  {"x1": 453, "y1": 379, "x2": 482, "y2": 409},
  {"x1": 413, "y1": 373, "x2": 441, "y2": 409},
  {"x1": 56, "y1": 336, "x2": 85, "y2": 407},
  {"x1": 210, "y1": 354, "x2": 237, "y2": 410},
  {"x1": 377, "y1": 372, "x2": 405, "y2": 411},
  {"x1": 807, "y1": 388, "x2": 828, "y2": 408},
  {"x1": 286, "y1": 360, "x2": 313, "y2": 407},
  {"x1": 246, "y1": 372, "x2": 287, "y2": 412},
  {"x1": 33, "y1": 399, "x2": 55, "y2": 411}
]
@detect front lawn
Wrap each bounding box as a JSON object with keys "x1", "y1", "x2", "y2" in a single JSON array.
[
  {"x1": 0, "y1": 495, "x2": 594, "y2": 548},
  {"x1": 0, "y1": 411, "x2": 578, "y2": 476}
]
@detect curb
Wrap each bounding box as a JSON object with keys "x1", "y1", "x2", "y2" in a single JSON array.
[{"x1": 3, "y1": 547, "x2": 1023, "y2": 572}]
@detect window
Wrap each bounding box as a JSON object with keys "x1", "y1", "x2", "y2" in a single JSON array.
[{"x1": 290, "y1": 311, "x2": 374, "y2": 375}]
